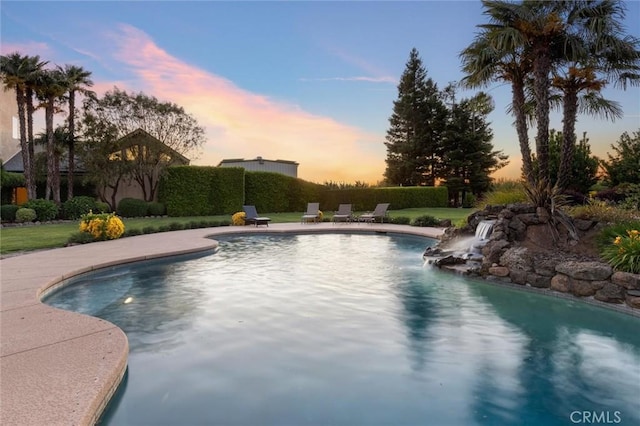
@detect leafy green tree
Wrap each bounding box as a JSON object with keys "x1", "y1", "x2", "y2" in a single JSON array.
[
  {"x1": 547, "y1": 129, "x2": 599, "y2": 194},
  {"x1": 604, "y1": 130, "x2": 640, "y2": 186},
  {"x1": 441, "y1": 89, "x2": 508, "y2": 206},
  {"x1": 80, "y1": 87, "x2": 205, "y2": 201},
  {"x1": 384, "y1": 48, "x2": 447, "y2": 186}
]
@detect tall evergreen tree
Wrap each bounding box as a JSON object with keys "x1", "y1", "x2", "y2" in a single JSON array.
[
  {"x1": 384, "y1": 48, "x2": 447, "y2": 186},
  {"x1": 441, "y1": 90, "x2": 508, "y2": 206}
]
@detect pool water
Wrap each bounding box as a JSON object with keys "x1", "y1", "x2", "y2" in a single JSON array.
[{"x1": 45, "y1": 233, "x2": 640, "y2": 426}]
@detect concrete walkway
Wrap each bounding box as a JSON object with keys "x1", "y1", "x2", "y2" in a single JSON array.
[{"x1": 0, "y1": 222, "x2": 444, "y2": 425}]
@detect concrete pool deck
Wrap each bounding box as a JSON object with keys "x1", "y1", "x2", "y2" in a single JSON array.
[{"x1": 0, "y1": 222, "x2": 444, "y2": 425}]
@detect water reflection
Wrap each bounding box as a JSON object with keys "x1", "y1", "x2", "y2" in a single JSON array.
[{"x1": 45, "y1": 234, "x2": 640, "y2": 426}]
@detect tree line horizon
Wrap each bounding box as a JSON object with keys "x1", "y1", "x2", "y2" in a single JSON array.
[{"x1": 2, "y1": 0, "x2": 639, "y2": 209}]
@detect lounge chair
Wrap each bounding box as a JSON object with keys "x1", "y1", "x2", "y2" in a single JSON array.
[
  {"x1": 301, "y1": 202, "x2": 320, "y2": 224},
  {"x1": 332, "y1": 204, "x2": 353, "y2": 223},
  {"x1": 243, "y1": 205, "x2": 271, "y2": 227},
  {"x1": 359, "y1": 203, "x2": 390, "y2": 224}
]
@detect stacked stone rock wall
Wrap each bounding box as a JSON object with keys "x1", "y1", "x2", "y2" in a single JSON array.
[{"x1": 451, "y1": 204, "x2": 640, "y2": 311}]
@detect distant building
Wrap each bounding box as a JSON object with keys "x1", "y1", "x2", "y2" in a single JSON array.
[{"x1": 218, "y1": 156, "x2": 298, "y2": 178}]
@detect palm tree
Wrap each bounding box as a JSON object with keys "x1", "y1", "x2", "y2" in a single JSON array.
[
  {"x1": 460, "y1": 32, "x2": 535, "y2": 186},
  {"x1": 554, "y1": 0, "x2": 640, "y2": 190},
  {"x1": 0, "y1": 53, "x2": 47, "y2": 199},
  {"x1": 35, "y1": 68, "x2": 68, "y2": 204},
  {"x1": 58, "y1": 65, "x2": 93, "y2": 200}
]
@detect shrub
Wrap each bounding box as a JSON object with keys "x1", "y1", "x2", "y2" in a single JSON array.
[
  {"x1": 15, "y1": 207, "x2": 37, "y2": 223},
  {"x1": 600, "y1": 228, "x2": 640, "y2": 273},
  {"x1": 142, "y1": 226, "x2": 157, "y2": 234},
  {"x1": 63, "y1": 196, "x2": 97, "y2": 220},
  {"x1": 593, "y1": 188, "x2": 626, "y2": 204},
  {"x1": 158, "y1": 225, "x2": 171, "y2": 232},
  {"x1": 390, "y1": 216, "x2": 411, "y2": 225},
  {"x1": 596, "y1": 221, "x2": 640, "y2": 250},
  {"x1": 23, "y1": 199, "x2": 59, "y2": 221},
  {"x1": 477, "y1": 187, "x2": 527, "y2": 208},
  {"x1": 147, "y1": 202, "x2": 166, "y2": 216},
  {"x1": 123, "y1": 228, "x2": 143, "y2": 237},
  {"x1": 232, "y1": 211, "x2": 246, "y2": 226},
  {"x1": 94, "y1": 201, "x2": 111, "y2": 213},
  {"x1": 117, "y1": 198, "x2": 148, "y2": 217},
  {"x1": 168, "y1": 222, "x2": 184, "y2": 231},
  {"x1": 569, "y1": 202, "x2": 638, "y2": 223},
  {"x1": 412, "y1": 215, "x2": 440, "y2": 227},
  {"x1": 1, "y1": 204, "x2": 20, "y2": 222},
  {"x1": 78, "y1": 212, "x2": 125, "y2": 241},
  {"x1": 67, "y1": 232, "x2": 96, "y2": 245}
]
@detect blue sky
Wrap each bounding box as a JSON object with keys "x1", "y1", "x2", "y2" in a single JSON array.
[{"x1": 2, "y1": 1, "x2": 639, "y2": 183}]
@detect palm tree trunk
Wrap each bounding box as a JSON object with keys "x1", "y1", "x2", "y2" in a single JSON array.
[
  {"x1": 25, "y1": 87, "x2": 37, "y2": 200},
  {"x1": 558, "y1": 90, "x2": 578, "y2": 191},
  {"x1": 512, "y1": 80, "x2": 534, "y2": 187},
  {"x1": 15, "y1": 87, "x2": 34, "y2": 200},
  {"x1": 533, "y1": 43, "x2": 552, "y2": 191},
  {"x1": 67, "y1": 90, "x2": 76, "y2": 200},
  {"x1": 45, "y1": 100, "x2": 58, "y2": 202}
]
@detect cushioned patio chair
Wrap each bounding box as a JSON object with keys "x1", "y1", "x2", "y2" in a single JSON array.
[
  {"x1": 243, "y1": 205, "x2": 271, "y2": 227},
  {"x1": 301, "y1": 202, "x2": 321, "y2": 224},
  {"x1": 332, "y1": 204, "x2": 353, "y2": 223},
  {"x1": 359, "y1": 203, "x2": 390, "y2": 224}
]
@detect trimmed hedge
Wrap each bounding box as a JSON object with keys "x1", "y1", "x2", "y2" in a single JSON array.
[
  {"x1": 244, "y1": 171, "x2": 324, "y2": 212},
  {"x1": 320, "y1": 186, "x2": 448, "y2": 211},
  {"x1": 158, "y1": 165, "x2": 447, "y2": 216},
  {"x1": 158, "y1": 166, "x2": 244, "y2": 216},
  {"x1": 117, "y1": 198, "x2": 148, "y2": 217}
]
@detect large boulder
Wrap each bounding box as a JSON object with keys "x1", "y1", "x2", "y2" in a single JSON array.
[
  {"x1": 594, "y1": 283, "x2": 625, "y2": 304},
  {"x1": 611, "y1": 271, "x2": 640, "y2": 290},
  {"x1": 555, "y1": 261, "x2": 613, "y2": 281},
  {"x1": 528, "y1": 273, "x2": 551, "y2": 288},
  {"x1": 500, "y1": 246, "x2": 533, "y2": 272},
  {"x1": 570, "y1": 279, "x2": 606, "y2": 297},
  {"x1": 481, "y1": 240, "x2": 510, "y2": 265},
  {"x1": 550, "y1": 274, "x2": 571, "y2": 293}
]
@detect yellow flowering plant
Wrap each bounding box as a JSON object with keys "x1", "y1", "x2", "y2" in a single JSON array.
[
  {"x1": 601, "y1": 228, "x2": 640, "y2": 273},
  {"x1": 79, "y1": 211, "x2": 125, "y2": 241},
  {"x1": 231, "y1": 211, "x2": 246, "y2": 226}
]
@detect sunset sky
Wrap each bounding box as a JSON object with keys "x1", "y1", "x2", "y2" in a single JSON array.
[{"x1": 2, "y1": 1, "x2": 639, "y2": 184}]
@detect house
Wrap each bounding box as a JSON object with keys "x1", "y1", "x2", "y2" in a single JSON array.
[
  {"x1": 1, "y1": 126, "x2": 190, "y2": 207},
  {"x1": 218, "y1": 156, "x2": 298, "y2": 178},
  {"x1": 0, "y1": 88, "x2": 20, "y2": 165}
]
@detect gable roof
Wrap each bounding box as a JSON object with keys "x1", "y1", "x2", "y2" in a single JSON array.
[
  {"x1": 2, "y1": 128, "x2": 191, "y2": 173},
  {"x1": 115, "y1": 128, "x2": 190, "y2": 165}
]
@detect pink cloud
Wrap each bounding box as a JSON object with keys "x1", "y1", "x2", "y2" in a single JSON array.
[
  {"x1": 0, "y1": 41, "x2": 52, "y2": 58},
  {"x1": 104, "y1": 24, "x2": 385, "y2": 183}
]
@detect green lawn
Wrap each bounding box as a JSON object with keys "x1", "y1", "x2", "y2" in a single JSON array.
[{"x1": 0, "y1": 207, "x2": 473, "y2": 255}]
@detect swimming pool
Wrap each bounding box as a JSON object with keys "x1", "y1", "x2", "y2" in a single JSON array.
[{"x1": 45, "y1": 233, "x2": 640, "y2": 425}]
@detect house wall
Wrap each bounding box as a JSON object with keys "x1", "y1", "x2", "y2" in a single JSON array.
[{"x1": 0, "y1": 89, "x2": 20, "y2": 163}]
